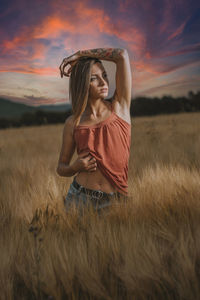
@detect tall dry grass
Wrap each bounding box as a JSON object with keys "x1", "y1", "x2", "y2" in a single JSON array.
[{"x1": 0, "y1": 112, "x2": 200, "y2": 299}]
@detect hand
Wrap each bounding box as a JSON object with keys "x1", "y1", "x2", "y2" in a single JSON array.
[
  {"x1": 59, "y1": 51, "x2": 80, "y2": 78},
  {"x1": 72, "y1": 151, "x2": 97, "y2": 173}
]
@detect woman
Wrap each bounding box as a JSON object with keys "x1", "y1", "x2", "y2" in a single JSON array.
[{"x1": 57, "y1": 48, "x2": 132, "y2": 215}]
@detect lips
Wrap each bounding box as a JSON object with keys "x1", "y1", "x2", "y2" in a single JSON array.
[{"x1": 100, "y1": 89, "x2": 108, "y2": 92}]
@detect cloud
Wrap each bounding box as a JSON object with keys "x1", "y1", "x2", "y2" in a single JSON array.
[
  {"x1": 0, "y1": 93, "x2": 69, "y2": 106},
  {"x1": 0, "y1": 65, "x2": 58, "y2": 76},
  {"x1": 0, "y1": 0, "x2": 200, "y2": 104},
  {"x1": 135, "y1": 73, "x2": 200, "y2": 97}
]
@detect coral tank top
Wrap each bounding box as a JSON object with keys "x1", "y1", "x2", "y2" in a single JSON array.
[{"x1": 73, "y1": 110, "x2": 131, "y2": 195}]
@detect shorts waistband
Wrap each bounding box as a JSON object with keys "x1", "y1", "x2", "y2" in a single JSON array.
[{"x1": 72, "y1": 176, "x2": 120, "y2": 199}]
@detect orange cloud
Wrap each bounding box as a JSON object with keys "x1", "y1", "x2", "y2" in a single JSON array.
[{"x1": 0, "y1": 65, "x2": 58, "y2": 76}]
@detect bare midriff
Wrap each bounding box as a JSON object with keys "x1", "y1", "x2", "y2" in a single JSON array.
[{"x1": 75, "y1": 167, "x2": 118, "y2": 193}]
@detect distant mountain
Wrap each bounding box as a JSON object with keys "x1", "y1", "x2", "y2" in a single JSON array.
[
  {"x1": 38, "y1": 103, "x2": 71, "y2": 112},
  {"x1": 0, "y1": 98, "x2": 71, "y2": 119}
]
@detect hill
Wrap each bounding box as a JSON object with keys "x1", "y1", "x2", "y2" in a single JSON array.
[{"x1": 0, "y1": 98, "x2": 71, "y2": 119}]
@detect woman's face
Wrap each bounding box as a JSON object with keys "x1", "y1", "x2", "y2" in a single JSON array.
[{"x1": 89, "y1": 62, "x2": 109, "y2": 99}]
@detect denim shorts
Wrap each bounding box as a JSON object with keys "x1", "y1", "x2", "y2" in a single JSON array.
[{"x1": 64, "y1": 179, "x2": 123, "y2": 215}]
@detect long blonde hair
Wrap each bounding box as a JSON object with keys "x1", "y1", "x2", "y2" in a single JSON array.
[{"x1": 69, "y1": 56, "x2": 103, "y2": 127}]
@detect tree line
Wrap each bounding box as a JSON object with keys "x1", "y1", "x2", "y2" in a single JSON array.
[{"x1": 0, "y1": 90, "x2": 199, "y2": 129}]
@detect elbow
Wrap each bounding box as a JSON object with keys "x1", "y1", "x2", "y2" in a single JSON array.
[
  {"x1": 117, "y1": 49, "x2": 128, "y2": 61},
  {"x1": 121, "y1": 48, "x2": 128, "y2": 58},
  {"x1": 56, "y1": 166, "x2": 61, "y2": 176}
]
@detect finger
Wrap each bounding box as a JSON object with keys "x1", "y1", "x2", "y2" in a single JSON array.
[
  {"x1": 63, "y1": 64, "x2": 72, "y2": 77},
  {"x1": 88, "y1": 156, "x2": 95, "y2": 161},
  {"x1": 63, "y1": 71, "x2": 68, "y2": 77},
  {"x1": 61, "y1": 58, "x2": 68, "y2": 68},
  {"x1": 67, "y1": 67, "x2": 72, "y2": 74},
  {"x1": 60, "y1": 61, "x2": 69, "y2": 73},
  {"x1": 91, "y1": 158, "x2": 96, "y2": 162},
  {"x1": 79, "y1": 151, "x2": 90, "y2": 158},
  {"x1": 63, "y1": 67, "x2": 71, "y2": 76},
  {"x1": 65, "y1": 70, "x2": 72, "y2": 77},
  {"x1": 59, "y1": 66, "x2": 64, "y2": 78},
  {"x1": 89, "y1": 162, "x2": 97, "y2": 168}
]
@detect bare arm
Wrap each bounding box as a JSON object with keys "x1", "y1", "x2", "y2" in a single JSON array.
[
  {"x1": 78, "y1": 47, "x2": 125, "y2": 63},
  {"x1": 112, "y1": 49, "x2": 132, "y2": 109},
  {"x1": 59, "y1": 48, "x2": 125, "y2": 77},
  {"x1": 59, "y1": 47, "x2": 132, "y2": 109},
  {"x1": 57, "y1": 162, "x2": 77, "y2": 177},
  {"x1": 56, "y1": 116, "x2": 77, "y2": 177},
  {"x1": 79, "y1": 48, "x2": 132, "y2": 108}
]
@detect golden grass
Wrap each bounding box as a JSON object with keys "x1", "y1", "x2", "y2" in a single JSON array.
[{"x1": 0, "y1": 112, "x2": 200, "y2": 299}]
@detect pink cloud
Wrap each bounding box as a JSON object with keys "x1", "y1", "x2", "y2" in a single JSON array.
[
  {"x1": 167, "y1": 16, "x2": 190, "y2": 41},
  {"x1": 159, "y1": 43, "x2": 200, "y2": 58}
]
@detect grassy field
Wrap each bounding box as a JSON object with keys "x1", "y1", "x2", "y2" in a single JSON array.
[{"x1": 0, "y1": 112, "x2": 200, "y2": 299}]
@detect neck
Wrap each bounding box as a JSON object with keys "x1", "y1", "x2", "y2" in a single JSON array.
[{"x1": 85, "y1": 98, "x2": 107, "y2": 117}]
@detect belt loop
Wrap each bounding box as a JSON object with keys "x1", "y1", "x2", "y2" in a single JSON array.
[
  {"x1": 77, "y1": 184, "x2": 83, "y2": 195},
  {"x1": 73, "y1": 177, "x2": 82, "y2": 195}
]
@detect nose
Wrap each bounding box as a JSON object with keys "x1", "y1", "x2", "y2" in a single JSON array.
[{"x1": 99, "y1": 77, "x2": 108, "y2": 87}]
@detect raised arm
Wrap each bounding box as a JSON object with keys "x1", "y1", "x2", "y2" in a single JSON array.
[
  {"x1": 113, "y1": 49, "x2": 132, "y2": 110},
  {"x1": 79, "y1": 48, "x2": 132, "y2": 109},
  {"x1": 78, "y1": 47, "x2": 124, "y2": 63},
  {"x1": 59, "y1": 47, "x2": 132, "y2": 109}
]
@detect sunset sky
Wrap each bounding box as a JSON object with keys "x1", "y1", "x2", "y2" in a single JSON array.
[{"x1": 0, "y1": 0, "x2": 200, "y2": 107}]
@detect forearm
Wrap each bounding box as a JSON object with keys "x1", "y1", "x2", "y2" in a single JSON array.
[
  {"x1": 56, "y1": 162, "x2": 77, "y2": 177},
  {"x1": 78, "y1": 48, "x2": 125, "y2": 63}
]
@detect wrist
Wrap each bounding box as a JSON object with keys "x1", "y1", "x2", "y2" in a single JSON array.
[
  {"x1": 71, "y1": 162, "x2": 78, "y2": 174},
  {"x1": 76, "y1": 50, "x2": 82, "y2": 58}
]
